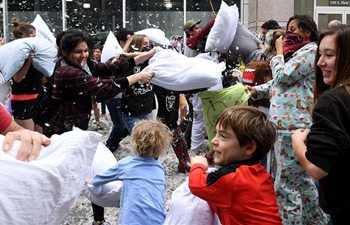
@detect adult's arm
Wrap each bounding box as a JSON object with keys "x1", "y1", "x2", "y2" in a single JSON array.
[
  {"x1": 12, "y1": 53, "x2": 34, "y2": 82},
  {"x1": 271, "y1": 42, "x2": 317, "y2": 86},
  {"x1": 187, "y1": 18, "x2": 215, "y2": 50},
  {"x1": 292, "y1": 129, "x2": 328, "y2": 180},
  {"x1": 293, "y1": 91, "x2": 350, "y2": 180},
  {"x1": 1, "y1": 105, "x2": 50, "y2": 161}
]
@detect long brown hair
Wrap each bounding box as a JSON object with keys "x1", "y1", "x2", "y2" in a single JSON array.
[
  {"x1": 314, "y1": 25, "x2": 350, "y2": 102},
  {"x1": 123, "y1": 34, "x2": 146, "y2": 53},
  {"x1": 11, "y1": 18, "x2": 36, "y2": 39}
]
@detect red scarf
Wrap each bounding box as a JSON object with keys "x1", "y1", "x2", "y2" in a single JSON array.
[{"x1": 283, "y1": 30, "x2": 310, "y2": 60}]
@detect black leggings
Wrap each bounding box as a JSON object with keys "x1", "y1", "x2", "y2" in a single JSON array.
[{"x1": 91, "y1": 202, "x2": 104, "y2": 221}]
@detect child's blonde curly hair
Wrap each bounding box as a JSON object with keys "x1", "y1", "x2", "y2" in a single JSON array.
[{"x1": 130, "y1": 120, "x2": 172, "y2": 158}]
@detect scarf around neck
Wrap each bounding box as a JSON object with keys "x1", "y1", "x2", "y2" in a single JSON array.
[{"x1": 283, "y1": 30, "x2": 310, "y2": 60}]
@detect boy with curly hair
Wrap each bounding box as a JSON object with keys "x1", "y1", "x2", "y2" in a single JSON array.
[{"x1": 92, "y1": 120, "x2": 172, "y2": 225}]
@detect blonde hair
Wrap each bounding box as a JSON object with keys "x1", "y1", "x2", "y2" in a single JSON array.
[
  {"x1": 123, "y1": 34, "x2": 146, "y2": 53},
  {"x1": 130, "y1": 120, "x2": 172, "y2": 158}
]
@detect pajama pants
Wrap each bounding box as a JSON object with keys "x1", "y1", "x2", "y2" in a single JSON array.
[{"x1": 274, "y1": 132, "x2": 329, "y2": 225}]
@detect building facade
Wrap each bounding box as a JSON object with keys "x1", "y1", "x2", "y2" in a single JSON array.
[{"x1": 1, "y1": 0, "x2": 350, "y2": 43}]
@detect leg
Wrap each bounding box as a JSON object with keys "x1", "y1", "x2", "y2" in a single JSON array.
[
  {"x1": 274, "y1": 133, "x2": 328, "y2": 224},
  {"x1": 101, "y1": 101, "x2": 106, "y2": 115},
  {"x1": 190, "y1": 109, "x2": 206, "y2": 155},
  {"x1": 172, "y1": 127, "x2": 191, "y2": 173},
  {"x1": 93, "y1": 102, "x2": 102, "y2": 130},
  {"x1": 91, "y1": 202, "x2": 105, "y2": 225},
  {"x1": 105, "y1": 98, "x2": 129, "y2": 152}
]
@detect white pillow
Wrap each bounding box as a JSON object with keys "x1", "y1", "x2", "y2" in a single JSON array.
[
  {"x1": 0, "y1": 37, "x2": 57, "y2": 82},
  {"x1": 164, "y1": 174, "x2": 221, "y2": 225},
  {"x1": 135, "y1": 28, "x2": 170, "y2": 46},
  {"x1": 0, "y1": 129, "x2": 101, "y2": 225},
  {"x1": 32, "y1": 14, "x2": 56, "y2": 45},
  {"x1": 101, "y1": 31, "x2": 123, "y2": 63},
  {"x1": 143, "y1": 48, "x2": 224, "y2": 91},
  {"x1": 205, "y1": 2, "x2": 239, "y2": 53},
  {"x1": 83, "y1": 142, "x2": 123, "y2": 207}
]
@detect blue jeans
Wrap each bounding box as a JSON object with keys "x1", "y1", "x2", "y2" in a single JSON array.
[
  {"x1": 122, "y1": 112, "x2": 152, "y2": 133},
  {"x1": 105, "y1": 98, "x2": 129, "y2": 152}
]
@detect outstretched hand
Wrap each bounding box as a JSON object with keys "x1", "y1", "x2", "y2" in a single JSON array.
[{"x1": 2, "y1": 129, "x2": 51, "y2": 161}]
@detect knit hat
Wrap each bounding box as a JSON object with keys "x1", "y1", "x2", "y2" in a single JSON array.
[{"x1": 183, "y1": 19, "x2": 201, "y2": 32}]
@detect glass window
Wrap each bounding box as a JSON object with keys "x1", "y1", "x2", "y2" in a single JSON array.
[
  {"x1": 294, "y1": 0, "x2": 313, "y2": 16},
  {"x1": 318, "y1": 13, "x2": 342, "y2": 31},
  {"x1": 7, "y1": 0, "x2": 61, "y2": 41},
  {"x1": 126, "y1": 0, "x2": 240, "y2": 39},
  {"x1": 66, "y1": 0, "x2": 122, "y2": 44},
  {"x1": 316, "y1": 0, "x2": 330, "y2": 6},
  {"x1": 347, "y1": 13, "x2": 350, "y2": 24},
  {"x1": 126, "y1": 0, "x2": 184, "y2": 39}
]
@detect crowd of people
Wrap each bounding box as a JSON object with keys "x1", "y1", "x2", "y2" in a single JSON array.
[{"x1": 0, "y1": 7, "x2": 349, "y2": 225}]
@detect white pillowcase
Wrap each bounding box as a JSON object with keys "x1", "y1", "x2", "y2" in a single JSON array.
[
  {"x1": 205, "y1": 2, "x2": 239, "y2": 53},
  {"x1": 136, "y1": 28, "x2": 170, "y2": 46},
  {"x1": 0, "y1": 37, "x2": 57, "y2": 82},
  {"x1": 32, "y1": 14, "x2": 56, "y2": 45},
  {"x1": 101, "y1": 31, "x2": 123, "y2": 63},
  {"x1": 143, "y1": 48, "x2": 224, "y2": 91},
  {"x1": 164, "y1": 170, "x2": 221, "y2": 225},
  {"x1": 83, "y1": 142, "x2": 123, "y2": 207},
  {"x1": 0, "y1": 129, "x2": 101, "y2": 225}
]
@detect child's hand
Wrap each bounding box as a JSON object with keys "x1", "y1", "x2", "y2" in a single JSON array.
[
  {"x1": 191, "y1": 156, "x2": 208, "y2": 169},
  {"x1": 85, "y1": 177, "x2": 93, "y2": 186},
  {"x1": 244, "y1": 85, "x2": 257, "y2": 98}
]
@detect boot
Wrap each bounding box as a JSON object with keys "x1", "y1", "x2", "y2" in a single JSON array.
[{"x1": 172, "y1": 127, "x2": 191, "y2": 173}]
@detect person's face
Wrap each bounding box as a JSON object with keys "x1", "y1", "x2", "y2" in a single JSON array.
[
  {"x1": 317, "y1": 34, "x2": 337, "y2": 86},
  {"x1": 211, "y1": 123, "x2": 250, "y2": 166},
  {"x1": 92, "y1": 49, "x2": 101, "y2": 61},
  {"x1": 261, "y1": 28, "x2": 268, "y2": 39},
  {"x1": 143, "y1": 36, "x2": 150, "y2": 47},
  {"x1": 189, "y1": 24, "x2": 200, "y2": 36},
  {"x1": 66, "y1": 41, "x2": 89, "y2": 68},
  {"x1": 288, "y1": 19, "x2": 309, "y2": 39}
]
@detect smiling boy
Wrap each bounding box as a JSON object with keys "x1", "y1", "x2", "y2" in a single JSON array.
[{"x1": 189, "y1": 106, "x2": 282, "y2": 225}]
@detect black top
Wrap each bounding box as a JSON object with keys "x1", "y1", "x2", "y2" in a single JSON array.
[
  {"x1": 122, "y1": 63, "x2": 155, "y2": 116},
  {"x1": 12, "y1": 65, "x2": 43, "y2": 95},
  {"x1": 306, "y1": 87, "x2": 350, "y2": 215}
]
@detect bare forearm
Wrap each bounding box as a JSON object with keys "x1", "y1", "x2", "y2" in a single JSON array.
[
  {"x1": 13, "y1": 59, "x2": 32, "y2": 82},
  {"x1": 293, "y1": 140, "x2": 328, "y2": 180}
]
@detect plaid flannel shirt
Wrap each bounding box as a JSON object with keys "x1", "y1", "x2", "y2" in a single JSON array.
[{"x1": 48, "y1": 56, "x2": 134, "y2": 134}]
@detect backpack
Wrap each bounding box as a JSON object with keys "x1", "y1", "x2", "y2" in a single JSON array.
[{"x1": 32, "y1": 74, "x2": 59, "y2": 127}]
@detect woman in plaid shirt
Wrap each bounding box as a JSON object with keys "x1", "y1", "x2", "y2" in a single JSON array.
[
  {"x1": 44, "y1": 29, "x2": 155, "y2": 225},
  {"x1": 44, "y1": 29, "x2": 155, "y2": 137}
]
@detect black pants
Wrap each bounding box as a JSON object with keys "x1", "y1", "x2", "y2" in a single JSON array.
[{"x1": 92, "y1": 202, "x2": 104, "y2": 221}]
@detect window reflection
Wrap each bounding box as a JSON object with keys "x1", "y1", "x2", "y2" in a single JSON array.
[{"x1": 2, "y1": 0, "x2": 241, "y2": 43}]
